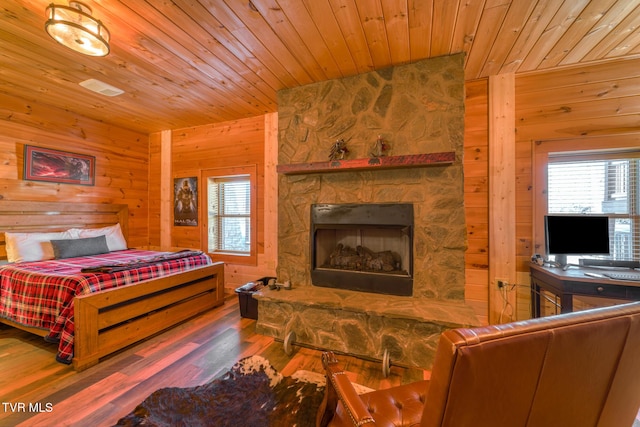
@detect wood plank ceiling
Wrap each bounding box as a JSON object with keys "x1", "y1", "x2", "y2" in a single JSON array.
[{"x1": 1, "y1": 0, "x2": 640, "y2": 134}]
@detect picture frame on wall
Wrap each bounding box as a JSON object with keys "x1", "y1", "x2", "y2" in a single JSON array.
[
  {"x1": 23, "y1": 145, "x2": 96, "y2": 186},
  {"x1": 174, "y1": 177, "x2": 198, "y2": 226}
]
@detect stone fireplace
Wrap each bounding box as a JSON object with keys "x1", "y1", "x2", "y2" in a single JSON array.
[
  {"x1": 311, "y1": 203, "x2": 413, "y2": 296},
  {"x1": 255, "y1": 53, "x2": 479, "y2": 370}
]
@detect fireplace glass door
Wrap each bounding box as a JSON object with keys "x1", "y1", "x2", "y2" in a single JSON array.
[
  {"x1": 310, "y1": 203, "x2": 413, "y2": 296},
  {"x1": 314, "y1": 226, "x2": 410, "y2": 275}
]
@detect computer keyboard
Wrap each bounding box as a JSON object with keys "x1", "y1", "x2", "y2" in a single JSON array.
[{"x1": 603, "y1": 272, "x2": 640, "y2": 282}]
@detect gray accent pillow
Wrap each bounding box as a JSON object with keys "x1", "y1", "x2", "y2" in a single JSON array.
[{"x1": 51, "y1": 235, "x2": 110, "y2": 259}]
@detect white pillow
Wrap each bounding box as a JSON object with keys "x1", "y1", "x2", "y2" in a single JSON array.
[
  {"x1": 5, "y1": 230, "x2": 77, "y2": 263},
  {"x1": 70, "y1": 224, "x2": 128, "y2": 251}
]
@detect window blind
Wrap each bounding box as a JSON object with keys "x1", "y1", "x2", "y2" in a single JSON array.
[
  {"x1": 547, "y1": 151, "x2": 639, "y2": 262},
  {"x1": 207, "y1": 176, "x2": 251, "y2": 253}
]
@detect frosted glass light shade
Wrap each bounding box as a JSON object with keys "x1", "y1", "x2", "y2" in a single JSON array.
[{"x1": 45, "y1": 2, "x2": 110, "y2": 57}]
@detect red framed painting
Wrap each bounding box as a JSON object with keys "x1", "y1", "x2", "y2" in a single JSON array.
[{"x1": 24, "y1": 145, "x2": 95, "y2": 186}]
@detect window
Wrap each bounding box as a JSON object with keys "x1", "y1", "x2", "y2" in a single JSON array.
[
  {"x1": 545, "y1": 150, "x2": 639, "y2": 263},
  {"x1": 201, "y1": 165, "x2": 257, "y2": 265},
  {"x1": 208, "y1": 176, "x2": 250, "y2": 253}
]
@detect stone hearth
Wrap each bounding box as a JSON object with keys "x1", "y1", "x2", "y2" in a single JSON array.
[{"x1": 255, "y1": 287, "x2": 479, "y2": 369}]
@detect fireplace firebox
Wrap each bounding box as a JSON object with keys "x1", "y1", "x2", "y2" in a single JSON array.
[{"x1": 310, "y1": 203, "x2": 413, "y2": 296}]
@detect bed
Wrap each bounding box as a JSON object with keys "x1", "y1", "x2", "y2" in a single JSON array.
[{"x1": 0, "y1": 201, "x2": 225, "y2": 371}]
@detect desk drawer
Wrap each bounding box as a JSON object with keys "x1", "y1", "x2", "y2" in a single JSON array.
[{"x1": 572, "y1": 282, "x2": 628, "y2": 298}]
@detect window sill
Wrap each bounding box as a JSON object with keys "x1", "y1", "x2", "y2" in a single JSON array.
[{"x1": 208, "y1": 251, "x2": 257, "y2": 266}]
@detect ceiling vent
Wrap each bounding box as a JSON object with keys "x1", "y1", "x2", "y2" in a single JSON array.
[{"x1": 79, "y1": 78, "x2": 124, "y2": 96}]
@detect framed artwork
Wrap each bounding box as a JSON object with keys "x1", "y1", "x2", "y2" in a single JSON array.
[
  {"x1": 174, "y1": 177, "x2": 198, "y2": 226},
  {"x1": 24, "y1": 145, "x2": 95, "y2": 186}
]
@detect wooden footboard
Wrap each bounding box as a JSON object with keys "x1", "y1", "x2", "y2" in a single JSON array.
[{"x1": 73, "y1": 261, "x2": 224, "y2": 371}]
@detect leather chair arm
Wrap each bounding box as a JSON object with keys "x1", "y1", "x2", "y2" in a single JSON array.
[{"x1": 318, "y1": 352, "x2": 375, "y2": 426}]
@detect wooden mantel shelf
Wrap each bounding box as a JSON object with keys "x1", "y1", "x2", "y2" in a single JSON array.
[{"x1": 276, "y1": 151, "x2": 455, "y2": 175}]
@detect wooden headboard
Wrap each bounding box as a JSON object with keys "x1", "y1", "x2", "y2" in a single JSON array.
[{"x1": 0, "y1": 201, "x2": 128, "y2": 261}]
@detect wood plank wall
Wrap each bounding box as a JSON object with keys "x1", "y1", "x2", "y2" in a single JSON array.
[
  {"x1": 513, "y1": 58, "x2": 640, "y2": 320},
  {"x1": 148, "y1": 115, "x2": 278, "y2": 292},
  {"x1": 488, "y1": 73, "x2": 517, "y2": 325},
  {"x1": 464, "y1": 57, "x2": 640, "y2": 324},
  {"x1": 148, "y1": 133, "x2": 163, "y2": 247},
  {"x1": 2, "y1": 56, "x2": 638, "y2": 324},
  {"x1": 463, "y1": 79, "x2": 490, "y2": 325},
  {"x1": 0, "y1": 93, "x2": 150, "y2": 247}
]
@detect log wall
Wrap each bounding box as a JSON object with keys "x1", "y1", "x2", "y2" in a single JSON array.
[
  {"x1": 463, "y1": 79, "x2": 490, "y2": 324},
  {"x1": 464, "y1": 57, "x2": 640, "y2": 324},
  {"x1": 152, "y1": 115, "x2": 278, "y2": 291},
  {"x1": 2, "y1": 56, "x2": 639, "y2": 323},
  {"x1": 512, "y1": 57, "x2": 640, "y2": 321},
  {"x1": 0, "y1": 93, "x2": 149, "y2": 248}
]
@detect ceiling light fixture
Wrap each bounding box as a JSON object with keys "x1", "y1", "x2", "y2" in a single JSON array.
[{"x1": 45, "y1": 1, "x2": 110, "y2": 57}]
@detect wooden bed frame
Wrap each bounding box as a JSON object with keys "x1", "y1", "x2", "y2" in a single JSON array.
[{"x1": 0, "y1": 201, "x2": 225, "y2": 371}]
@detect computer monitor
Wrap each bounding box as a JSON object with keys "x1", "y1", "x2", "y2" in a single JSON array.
[{"x1": 544, "y1": 215, "x2": 610, "y2": 267}]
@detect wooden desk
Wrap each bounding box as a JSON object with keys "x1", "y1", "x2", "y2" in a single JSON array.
[{"x1": 530, "y1": 263, "x2": 640, "y2": 317}]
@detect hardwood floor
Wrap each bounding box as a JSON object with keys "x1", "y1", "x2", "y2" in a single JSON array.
[{"x1": 0, "y1": 295, "x2": 428, "y2": 427}]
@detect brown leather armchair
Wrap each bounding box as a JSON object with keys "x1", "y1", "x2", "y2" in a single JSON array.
[{"x1": 317, "y1": 302, "x2": 640, "y2": 427}]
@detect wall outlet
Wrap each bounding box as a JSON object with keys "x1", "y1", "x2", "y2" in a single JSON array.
[{"x1": 496, "y1": 279, "x2": 508, "y2": 289}]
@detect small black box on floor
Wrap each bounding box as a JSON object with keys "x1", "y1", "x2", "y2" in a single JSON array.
[{"x1": 235, "y1": 277, "x2": 276, "y2": 319}]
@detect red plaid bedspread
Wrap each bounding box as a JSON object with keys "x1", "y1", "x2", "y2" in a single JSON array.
[{"x1": 0, "y1": 249, "x2": 212, "y2": 364}]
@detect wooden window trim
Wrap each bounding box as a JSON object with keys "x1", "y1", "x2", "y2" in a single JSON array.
[
  {"x1": 201, "y1": 164, "x2": 257, "y2": 266},
  {"x1": 533, "y1": 135, "x2": 640, "y2": 257}
]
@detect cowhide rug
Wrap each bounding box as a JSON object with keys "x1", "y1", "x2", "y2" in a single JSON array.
[{"x1": 114, "y1": 355, "x2": 368, "y2": 427}]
